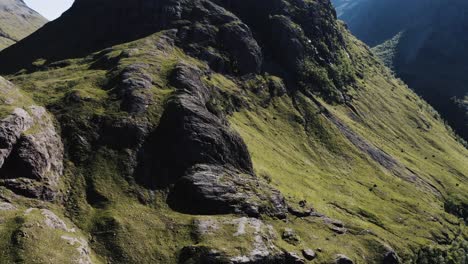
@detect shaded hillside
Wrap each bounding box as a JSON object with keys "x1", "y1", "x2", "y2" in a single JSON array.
[
  {"x1": 0, "y1": 0, "x2": 466, "y2": 263},
  {"x1": 332, "y1": 0, "x2": 468, "y2": 141},
  {"x1": 0, "y1": 0, "x2": 46, "y2": 50}
]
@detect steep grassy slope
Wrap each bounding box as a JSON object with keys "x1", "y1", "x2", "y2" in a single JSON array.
[
  {"x1": 331, "y1": 0, "x2": 468, "y2": 142},
  {"x1": 0, "y1": 0, "x2": 466, "y2": 263},
  {"x1": 0, "y1": 0, "x2": 46, "y2": 50}
]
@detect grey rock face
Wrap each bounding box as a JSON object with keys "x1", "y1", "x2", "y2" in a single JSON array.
[
  {"x1": 284, "y1": 252, "x2": 306, "y2": 264},
  {"x1": 117, "y1": 63, "x2": 153, "y2": 113},
  {"x1": 0, "y1": 79, "x2": 63, "y2": 200},
  {"x1": 137, "y1": 63, "x2": 287, "y2": 217},
  {"x1": 179, "y1": 245, "x2": 227, "y2": 264},
  {"x1": 181, "y1": 246, "x2": 307, "y2": 264},
  {"x1": 301, "y1": 249, "x2": 316, "y2": 260},
  {"x1": 0, "y1": 108, "x2": 34, "y2": 167},
  {"x1": 218, "y1": 22, "x2": 263, "y2": 74},
  {"x1": 383, "y1": 250, "x2": 400, "y2": 264},
  {"x1": 170, "y1": 164, "x2": 286, "y2": 217},
  {"x1": 269, "y1": 15, "x2": 306, "y2": 73},
  {"x1": 137, "y1": 63, "x2": 253, "y2": 187},
  {"x1": 99, "y1": 117, "x2": 149, "y2": 149},
  {"x1": 0, "y1": 202, "x2": 16, "y2": 210},
  {"x1": 189, "y1": 217, "x2": 289, "y2": 264},
  {"x1": 335, "y1": 254, "x2": 354, "y2": 264},
  {"x1": 23, "y1": 208, "x2": 93, "y2": 264},
  {"x1": 282, "y1": 228, "x2": 301, "y2": 245},
  {"x1": 176, "y1": 0, "x2": 263, "y2": 74}
]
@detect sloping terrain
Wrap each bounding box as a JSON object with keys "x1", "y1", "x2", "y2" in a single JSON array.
[
  {"x1": 332, "y1": 0, "x2": 468, "y2": 142},
  {"x1": 0, "y1": 0, "x2": 466, "y2": 263},
  {"x1": 0, "y1": 0, "x2": 46, "y2": 50}
]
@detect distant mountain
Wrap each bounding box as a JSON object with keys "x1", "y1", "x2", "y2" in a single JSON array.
[
  {"x1": 0, "y1": 0, "x2": 47, "y2": 50},
  {"x1": 333, "y1": 0, "x2": 468, "y2": 141}
]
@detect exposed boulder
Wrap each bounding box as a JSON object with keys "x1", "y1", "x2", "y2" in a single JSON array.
[
  {"x1": 284, "y1": 252, "x2": 306, "y2": 264},
  {"x1": 268, "y1": 15, "x2": 306, "y2": 73},
  {"x1": 282, "y1": 228, "x2": 301, "y2": 245},
  {"x1": 301, "y1": 249, "x2": 316, "y2": 261},
  {"x1": 169, "y1": 164, "x2": 286, "y2": 217},
  {"x1": 0, "y1": 78, "x2": 63, "y2": 200},
  {"x1": 40, "y1": 209, "x2": 76, "y2": 232},
  {"x1": 288, "y1": 203, "x2": 314, "y2": 217},
  {"x1": 218, "y1": 22, "x2": 263, "y2": 74},
  {"x1": 179, "y1": 245, "x2": 228, "y2": 264},
  {"x1": 99, "y1": 117, "x2": 150, "y2": 149},
  {"x1": 21, "y1": 208, "x2": 93, "y2": 264},
  {"x1": 0, "y1": 202, "x2": 16, "y2": 210},
  {"x1": 335, "y1": 254, "x2": 354, "y2": 264},
  {"x1": 0, "y1": 108, "x2": 33, "y2": 166},
  {"x1": 186, "y1": 217, "x2": 286, "y2": 263},
  {"x1": 382, "y1": 250, "x2": 400, "y2": 264},
  {"x1": 116, "y1": 63, "x2": 154, "y2": 114}
]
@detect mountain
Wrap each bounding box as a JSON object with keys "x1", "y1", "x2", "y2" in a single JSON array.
[
  {"x1": 0, "y1": 0, "x2": 467, "y2": 263},
  {"x1": 332, "y1": 0, "x2": 468, "y2": 142},
  {"x1": 0, "y1": 0, "x2": 47, "y2": 50}
]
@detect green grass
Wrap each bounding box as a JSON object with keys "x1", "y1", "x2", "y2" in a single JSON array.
[
  {"x1": 0, "y1": 26, "x2": 466, "y2": 264},
  {"x1": 228, "y1": 29, "x2": 468, "y2": 262}
]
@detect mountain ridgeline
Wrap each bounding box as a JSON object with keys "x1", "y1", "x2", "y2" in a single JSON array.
[
  {"x1": 333, "y1": 0, "x2": 468, "y2": 142},
  {"x1": 0, "y1": 0, "x2": 46, "y2": 50},
  {"x1": 0, "y1": 0, "x2": 466, "y2": 263}
]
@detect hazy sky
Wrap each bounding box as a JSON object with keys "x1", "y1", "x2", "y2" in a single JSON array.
[{"x1": 24, "y1": 0, "x2": 75, "y2": 21}]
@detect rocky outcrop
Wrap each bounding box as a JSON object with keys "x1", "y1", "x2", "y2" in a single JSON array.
[
  {"x1": 0, "y1": 77, "x2": 63, "y2": 200},
  {"x1": 0, "y1": 108, "x2": 34, "y2": 166},
  {"x1": 382, "y1": 250, "x2": 400, "y2": 264},
  {"x1": 335, "y1": 254, "x2": 354, "y2": 264},
  {"x1": 137, "y1": 63, "x2": 287, "y2": 217},
  {"x1": 169, "y1": 164, "x2": 286, "y2": 217},
  {"x1": 281, "y1": 228, "x2": 301, "y2": 245},
  {"x1": 217, "y1": 22, "x2": 263, "y2": 74},
  {"x1": 302, "y1": 249, "x2": 316, "y2": 261},
  {"x1": 116, "y1": 63, "x2": 154, "y2": 113},
  {"x1": 22, "y1": 208, "x2": 93, "y2": 264},
  {"x1": 183, "y1": 217, "x2": 306, "y2": 263},
  {"x1": 137, "y1": 64, "x2": 254, "y2": 185}
]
